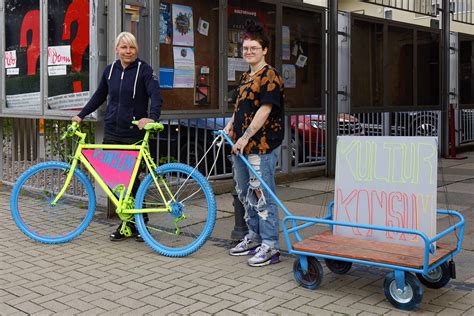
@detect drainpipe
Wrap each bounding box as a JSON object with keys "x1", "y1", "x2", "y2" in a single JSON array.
[
  {"x1": 327, "y1": 0, "x2": 338, "y2": 176},
  {"x1": 440, "y1": 0, "x2": 450, "y2": 157}
]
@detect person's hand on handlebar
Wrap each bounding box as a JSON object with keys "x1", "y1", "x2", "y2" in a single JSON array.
[
  {"x1": 71, "y1": 116, "x2": 82, "y2": 124},
  {"x1": 137, "y1": 118, "x2": 154, "y2": 130}
]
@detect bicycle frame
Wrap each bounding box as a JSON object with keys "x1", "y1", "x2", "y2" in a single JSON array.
[{"x1": 51, "y1": 124, "x2": 174, "y2": 220}]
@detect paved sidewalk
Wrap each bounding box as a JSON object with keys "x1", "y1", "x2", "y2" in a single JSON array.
[{"x1": 1, "y1": 152, "x2": 473, "y2": 315}]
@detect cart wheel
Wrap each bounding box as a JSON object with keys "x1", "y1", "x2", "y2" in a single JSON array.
[
  {"x1": 324, "y1": 259, "x2": 352, "y2": 275},
  {"x1": 384, "y1": 272, "x2": 423, "y2": 311},
  {"x1": 416, "y1": 262, "x2": 451, "y2": 289},
  {"x1": 293, "y1": 257, "x2": 323, "y2": 290}
]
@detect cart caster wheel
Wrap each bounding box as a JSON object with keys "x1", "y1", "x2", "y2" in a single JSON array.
[
  {"x1": 384, "y1": 272, "x2": 423, "y2": 311},
  {"x1": 324, "y1": 259, "x2": 352, "y2": 275},
  {"x1": 416, "y1": 262, "x2": 451, "y2": 289},
  {"x1": 293, "y1": 257, "x2": 323, "y2": 290}
]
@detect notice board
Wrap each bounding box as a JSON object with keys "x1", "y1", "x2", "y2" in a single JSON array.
[{"x1": 334, "y1": 136, "x2": 438, "y2": 247}]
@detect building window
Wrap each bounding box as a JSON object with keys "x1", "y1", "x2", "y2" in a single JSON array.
[
  {"x1": 4, "y1": 0, "x2": 41, "y2": 111},
  {"x1": 47, "y1": 0, "x2": 90, "y2": 113}
]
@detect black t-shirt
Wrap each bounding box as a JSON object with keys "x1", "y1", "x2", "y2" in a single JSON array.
[{"x1": 232, "y1": 65, "x2": 285, "y2": 155}]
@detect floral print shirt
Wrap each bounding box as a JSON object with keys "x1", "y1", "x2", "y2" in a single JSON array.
[{"x1": 233, "y1": 65, "x2": 285, "y2": 155}]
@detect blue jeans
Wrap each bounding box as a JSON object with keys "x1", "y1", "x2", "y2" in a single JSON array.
[{"x1": 232, "y1": 148, "x2": 280, "y2": 250}]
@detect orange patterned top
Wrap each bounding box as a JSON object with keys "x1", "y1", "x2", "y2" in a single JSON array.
[{"x1": 233, "y1": 65, "x2": 285, "y2": 155}]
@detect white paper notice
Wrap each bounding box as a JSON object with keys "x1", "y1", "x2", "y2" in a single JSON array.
[
  {"x1": 4, "y1": 50, "x2": 17, "y2": 68},
  {"x1": 197, "y1": 18, "x2": 209, "y2": 36},
  {"x1": 295, "y1": 54, "x2": 307, "y2": 68},
  {"x1": 48, "y1": 46, "x2": 72, "y2": 66},
  {"x1": 173, "y1": 47, "x2": 195, "y2": 88},
  {"x1": 282, "y1": 64, "x2": 296, "y2": 88},
  {"x1": 227, "y1": 58, "x2": 249, "y2": 81},
  {"x1": 7, "y1": 68, "x2": 19, "y2": 76},
  {"x1": 48, "y1": 65, "x2": 67, "y2": 76}
]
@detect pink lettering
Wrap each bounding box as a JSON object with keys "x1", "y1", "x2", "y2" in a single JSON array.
[
  {"x1": 4, "y1": 52, "x2": 17, "y2": 67},
  {"x1": 48, "y1": 48, "x2": 71, "y2": 65}
]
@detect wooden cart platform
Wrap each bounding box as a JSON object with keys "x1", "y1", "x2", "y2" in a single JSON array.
[{"x1": 293, "y1": 231, "x2": 456, "y2": 269}]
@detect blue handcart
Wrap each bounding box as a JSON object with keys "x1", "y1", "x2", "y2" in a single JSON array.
[{"x1": 218, "y1": 131, "x2": 465, "y2": 311}]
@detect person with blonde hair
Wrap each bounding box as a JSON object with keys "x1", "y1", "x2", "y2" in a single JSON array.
[{"x1": 72, "y1": 31, "x2": 163, "y2": 241}]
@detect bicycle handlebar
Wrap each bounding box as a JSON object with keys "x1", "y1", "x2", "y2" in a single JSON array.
[
  {"x1": 131, "y1": 120, "x2": 164, "y2": 132},
  {"x1": 61, "y1": 121, "x2": 80, "y2": 140}
]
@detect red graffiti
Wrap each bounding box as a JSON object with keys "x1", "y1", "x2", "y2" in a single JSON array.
[
  {"x1": 20, "y1": 10, "x2": 40, "y2": 76},
  {"x1": 62, "y1": 0, "x2": 90, "y2": 73}
]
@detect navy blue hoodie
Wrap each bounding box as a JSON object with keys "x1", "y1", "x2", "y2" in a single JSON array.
[{"x1": 78, "y1": 58, "x2": 162, "y2": 138}]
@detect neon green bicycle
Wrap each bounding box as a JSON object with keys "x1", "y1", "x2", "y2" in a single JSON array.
[{"x1": 10, "y1": 121, "x2": 217, "y2": 257}]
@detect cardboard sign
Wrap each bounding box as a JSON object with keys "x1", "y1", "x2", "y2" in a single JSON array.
[{"x1": 334, "y1": 136, "x2": 438, "y2": 247}]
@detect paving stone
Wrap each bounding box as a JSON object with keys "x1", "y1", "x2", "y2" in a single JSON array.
[
  {"x1": 350, "y1": 302, "x2": 390, "y2": 314},
  {"x1": 228, "y1": 298, "x2": 261, "y2": 313},
  {"x1": 176, "y1": 301, "x2": 210, "y2": 314},
  {"x1": 269, "y1": 306, "x2": 308, "y2": 316},
  {"x1": 214, "y1": 309, "x2": 243, "y2": 316},
  {"x1": 11, "y1": 301, "x2": 44, "y2": 314},
  {"x1": 323, "y1": 303, "x2": 362, "y2": 315},
  {"x1": 244, "y1": 308, "x2": 277, "y2": 316},
  {"x1": 202, "y1": 300, "x2": 236, "y2": 314}
]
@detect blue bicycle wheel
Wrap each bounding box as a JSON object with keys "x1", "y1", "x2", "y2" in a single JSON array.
[
  {"x1": 134, "y1": 163, "x2": 216, "y2": 257},
  {"x1": 10, "y1": 162, "x2": 96, "y2": 244}
]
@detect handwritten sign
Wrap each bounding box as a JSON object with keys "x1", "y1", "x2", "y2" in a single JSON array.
[
  {"x1": 334, "y1": 136, "x2": 438, "y2": 247},
  {"x1": 4, "y1": 50, "x2": 17, "y2": 68},
  {"x1": 48, "y1": 46, "x2": 72, "y2": 66}
]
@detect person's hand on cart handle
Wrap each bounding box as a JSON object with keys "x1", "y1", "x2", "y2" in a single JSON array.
[
  {"x1": 232, "y1": 137, "x2": 249, "y2": 155},
  {"x1": 224, "y1": 120, "x2": 234, "y2": 138}
]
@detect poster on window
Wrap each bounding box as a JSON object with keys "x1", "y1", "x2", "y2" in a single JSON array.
[
  {"x1": 282, "y1": 26, "x2": 291, "y2": 60},
  {"x1": 159, "y1": 3, "x2": 172, "y2": 44},
  {"x1": 282, "y1": 64, "x2": 296, "y2": 88},
  {"x1": 4, "y1": 0, "x2": 41, "y2": 110},
  {"x1": 173, "y1": 47, "x2": 195, "y2": 88},
  {"x1": 172, "y1": 4, "x2": 194, "y2": 47},
  {"x1": 47, "y1": 0, "x2": 91, "y2": 112}
]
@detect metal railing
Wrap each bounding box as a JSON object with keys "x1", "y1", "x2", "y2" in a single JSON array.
[
  {"x1": 364, "y1": 0, "x2": 473, "y2": 24},
  {"x1": 461, "y1": 109, "x2": 474, "y2": 143}
]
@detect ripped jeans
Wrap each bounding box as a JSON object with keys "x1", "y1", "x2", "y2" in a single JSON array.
[{"x1": 232, "y1": 148, "x2": 280, "y2": 250}]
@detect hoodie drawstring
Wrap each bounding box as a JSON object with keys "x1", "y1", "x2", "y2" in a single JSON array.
[
  {"x1": 108, "y1": 60, "x2": 116, "y2": 80},
  {"x1": 133, "y1": 61, "x2": 141, "y2": 99}
]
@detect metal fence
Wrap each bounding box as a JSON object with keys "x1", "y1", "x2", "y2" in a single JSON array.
[
  {"x1": 364, "y1": 0, "x2": 473, "y2": 24},
  {"x1": 461, "y1": 109, "x2": 474, "y2": 143}
]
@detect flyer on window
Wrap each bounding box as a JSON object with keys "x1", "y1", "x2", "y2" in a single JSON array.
[
  {"x1": 282, "y1": 26, "x2": 290, "y2": 60},
  {"x1": 159, "y1": 3, "x2": 172, "y2": 44},
  {"x1": 282, "y1": 64, "x2": 296, "y2": 88},
  {"x1": 173, "y1": 47, "x2": 195, "y2": 88},
  {"x1": 172, "y1": 4, "x2": 194, "y2": 46}
]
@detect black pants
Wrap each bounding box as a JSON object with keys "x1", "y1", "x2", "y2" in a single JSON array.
[{"x1": 103, "y1": 134, "x2": 149, "y2": 223}]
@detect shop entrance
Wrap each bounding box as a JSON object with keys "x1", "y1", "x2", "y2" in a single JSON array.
[{"x1": 123, "y1": 0, "x2": 151, "y2": 63}]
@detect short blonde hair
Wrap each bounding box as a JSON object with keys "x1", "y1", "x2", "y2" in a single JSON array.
[{"x1": 115, "y1": 32, "x2": 139, "y2": 52}]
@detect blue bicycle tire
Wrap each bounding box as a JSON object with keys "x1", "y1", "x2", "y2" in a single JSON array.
[
  {"x1": 10, "y1": 161, "x2": 96, "y2": 244},
  {"x1": 134, "y1": 163, "x2": 216, "y2": 257}
]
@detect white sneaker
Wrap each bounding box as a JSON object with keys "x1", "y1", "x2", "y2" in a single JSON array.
[
  {"x1": 229, "y1": 237, "x2": 260, "y2": 256},
  {"x1": 247, "y1": 244, "x2": 280, "y2": 267}
]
